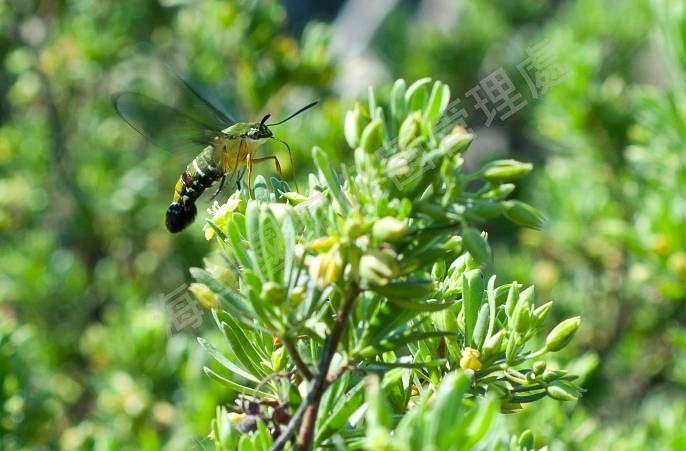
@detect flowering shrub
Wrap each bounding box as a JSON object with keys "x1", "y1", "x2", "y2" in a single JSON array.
[{"x1": 190, "y1": 79, "x2": 582, "y2": 450}]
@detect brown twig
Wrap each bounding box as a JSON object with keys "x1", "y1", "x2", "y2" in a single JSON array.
[
  {"x1": 282, "y1": 336, "x2": 314, "y2": 381},
  {"x1": 298, "y1": 285, "x2": 359, "y2": 450},
  {"x1": 269, "y1": 284, "x2": 360, "y2": 451}
]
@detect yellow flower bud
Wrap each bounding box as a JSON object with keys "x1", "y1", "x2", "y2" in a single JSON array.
[
  {"x1": 308, "y1": 246, "x2": 344, "y2": 289},
  {"x1": 188, "y1": 283, "x2": 219, "y2": 310},
  {"x1": 459, "y1": 347, "x2": 482, "y2": 371},
  {"x1": 227, "y1": 412, "x2": 246, "y2": 424}
]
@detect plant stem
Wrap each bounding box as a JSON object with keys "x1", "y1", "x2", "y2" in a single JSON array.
[
  {"x1": 270, "y1": 285, "x2": 359, "y2": 450},
  {"x1": 282, "y1": 336, "x2": 313, "y2": 381},
  {"x1": 298, "y1": 285, "x2": 359, "y2": 450}
]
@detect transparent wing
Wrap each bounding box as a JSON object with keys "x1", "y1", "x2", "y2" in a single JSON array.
[
  {"x1": 113, "y1": 91, "x2": 222, "y2": 152},
  {"x1": 112, "y1": 65, "x2": 237, "y2": 154}
]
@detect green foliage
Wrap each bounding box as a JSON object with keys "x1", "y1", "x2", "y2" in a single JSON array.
[
  {"x1": 2, "y1": 0, "x2": 685, "y2": 448},
  {"x1": 194, "y1": 80, "x2": 579, "y2": 449},
  {"x1": 1, "y1": 0, "x2": 333, "y2": 448}
]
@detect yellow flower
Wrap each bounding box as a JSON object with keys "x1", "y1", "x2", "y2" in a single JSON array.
[
  {"x1": 203, "y1": 195, "x2": 242, "y2": 240},
  {"x1": 459, "y1": 347, "x2": 482, "y2": 371}
]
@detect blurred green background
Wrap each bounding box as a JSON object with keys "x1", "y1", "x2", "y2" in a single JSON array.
[{"x1": 1, "y1": 0, "x2": 685, "y2": 449}]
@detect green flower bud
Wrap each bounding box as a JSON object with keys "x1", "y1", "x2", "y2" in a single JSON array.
[
  {"x1": 541, "y1": 369, "x2": 567, "y2": 382},
  {"x1": 439, "y1": 127, "x2": 473, "y2": 156},
  {"x1": 469, "y1": 200, "x2": 505, "y2": 219},
  {"x1": 462, "y1": 227, "x2": 491, "y2": 266},
  {"x1": 482, "y1": 159, "x2": 533, "y2": 184},
  {"x1": 532, "y1": 301, "x2": 553, "y2": 327},
  {"x1": 519, "y1": 286, "x2": 535, "y2": 307},
  {"x1": 532, "y1": 361, "x2": 547, "y2": 375},
  {"x1": 545, "y1": 316, "x2": 581, "y2": 352},
  {"x1": 505, "y1": 282, "x2": 520, "y2": 317},
  {"x1": 445, "y1": 235, "x2": 463, "y2": 254},
  {"x1": 372, "y1": 217, "x2": 408, "y2": 242},
  {"x1": 345, "y1": 216, "x2": 370, "y2": 239},
  {"x1": 281, "y1": 191, "x2": 309, "y2": 204},
  {"x1": 271, "y1": 345, "x2": 286, "y2": 372},
  {"x1": 483, "y1": 183, "x2": 516, "y2": 200},
  {"x1": 261, "y1": 281, "x2": 285, "y2": 304},
  {"x1": 503, "y1": 200, "x2": 545, "y2": 230},
  {"x1": 482, "y1": 330, "x2": 505, "y2": 357},
  {"x1": 398, "y1": 112, "x2": 421, "y2": 149},
  {"x1": 360, "y1": 250, "x2": 399, "y2": 286},
  {"x1": 360, "y1": 119, "x2": 384, "y2": 154},
  {"x1": 505, "y1": 334, "x2": 521, "y2": 363},
  {"x1": 511, "y1": 299, "x2": 531, "y2": 334},
  {"x1": 546, "y1": 380, "x2": 580, "y2": 401},
  {"x1": 387, "y1": 150, "x2": 413, "y2": 179},
  {"x1": 189, "y1": 283, "x2": 219, "y2": 310},
  {"x1": 431, "y1": 260, "x2": 446, "y2": 281},
  {"x1": 344, "y1": 104, "x2": 366, "y2": 149},
  {"x1": 493, "y1": 284, "x2": 510, "y2": 306}
]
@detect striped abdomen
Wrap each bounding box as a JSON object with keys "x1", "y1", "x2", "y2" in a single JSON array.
[{"x1": 166, "y1": 145, "x2": 223, "y2": 233}]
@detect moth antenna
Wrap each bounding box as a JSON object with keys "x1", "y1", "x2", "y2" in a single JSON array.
[{"x1": 266, "y1": 100, "x2": 319, "y2": 126}]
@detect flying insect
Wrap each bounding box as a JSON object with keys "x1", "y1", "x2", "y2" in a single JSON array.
[{"x1": 112, "y1": 76, "x2": 317, "y2": 233}]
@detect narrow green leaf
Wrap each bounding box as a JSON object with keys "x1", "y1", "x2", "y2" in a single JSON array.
[
  {"x1": 227, "y1": 214, "x2": 252, "y2": 269},
  {"x1": 462, "y1": 268, "x2": 484, "y2": 346},
  {"x1": 198, "y1": 337, "x2": 259, "y2": 383},
  {"x1": 472, "y1": 303, "x2": 489, "y2": 348},
  {"x1": 313, "y1": 146, "x2": 349, "y2": 212},
  {"x1": 281, "y1": 213, "x2": 296, "y2": 288},
  {"x1": 486, "y1": 275, "x2": 497, "y2": 339},
  {"x1": 386, "y1": 297, "x2": 456, "y2": 312},
  {"x1": 357, "y1": 330, "x2": 457, "y2": 358},
  {"x1": 316, "y1": 380, "x2": 365, "y2": 444},
  {"x1": 370, "y1": 278, "x2": 434, "y2": 300},
  {"x1": 464, "y1": 396, "x2": 499, "y2": 447},
  {"x1": 405, "y1": 77, "x2": 432, "y2": 111},
  {"x1": 217, "y1": 312, "x2": 268, "y2": 379},
  {"x1": 364, "y1": 359, "x2": 447, "y2": 370},
  {"x1": 424, "y1": 81, "x2": 450, "y2": 123},
  {"x1": 426, "y1": 372, "x2": 469, "y2": 448},
  {"x1": 390, "y1": 78, "x2": 408, "y2": 126},
  {"x1": 203, "y1": 367, "x2": 259, "y2": 395},
  {"x1": 259, "y1": 209, "x2": 284, "y2": 282}
]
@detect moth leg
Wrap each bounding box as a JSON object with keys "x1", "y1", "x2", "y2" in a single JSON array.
[
  {"x1": 245, "y1": 153, "x2": 253, "y2": 197},
  {"x1": 210, "y1": 175, "x2": 226, "y2": 200},
  {"x1": 235, "y1": 169, "x2": 245, "y2": 191},
  {"x1": 251, "y1": 155, "x2": 284, "y2": 180}
]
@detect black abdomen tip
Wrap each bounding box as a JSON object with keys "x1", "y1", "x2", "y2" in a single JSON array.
[{"x1": 166, "y1": 202, "x2": 197, "y2": 233}]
